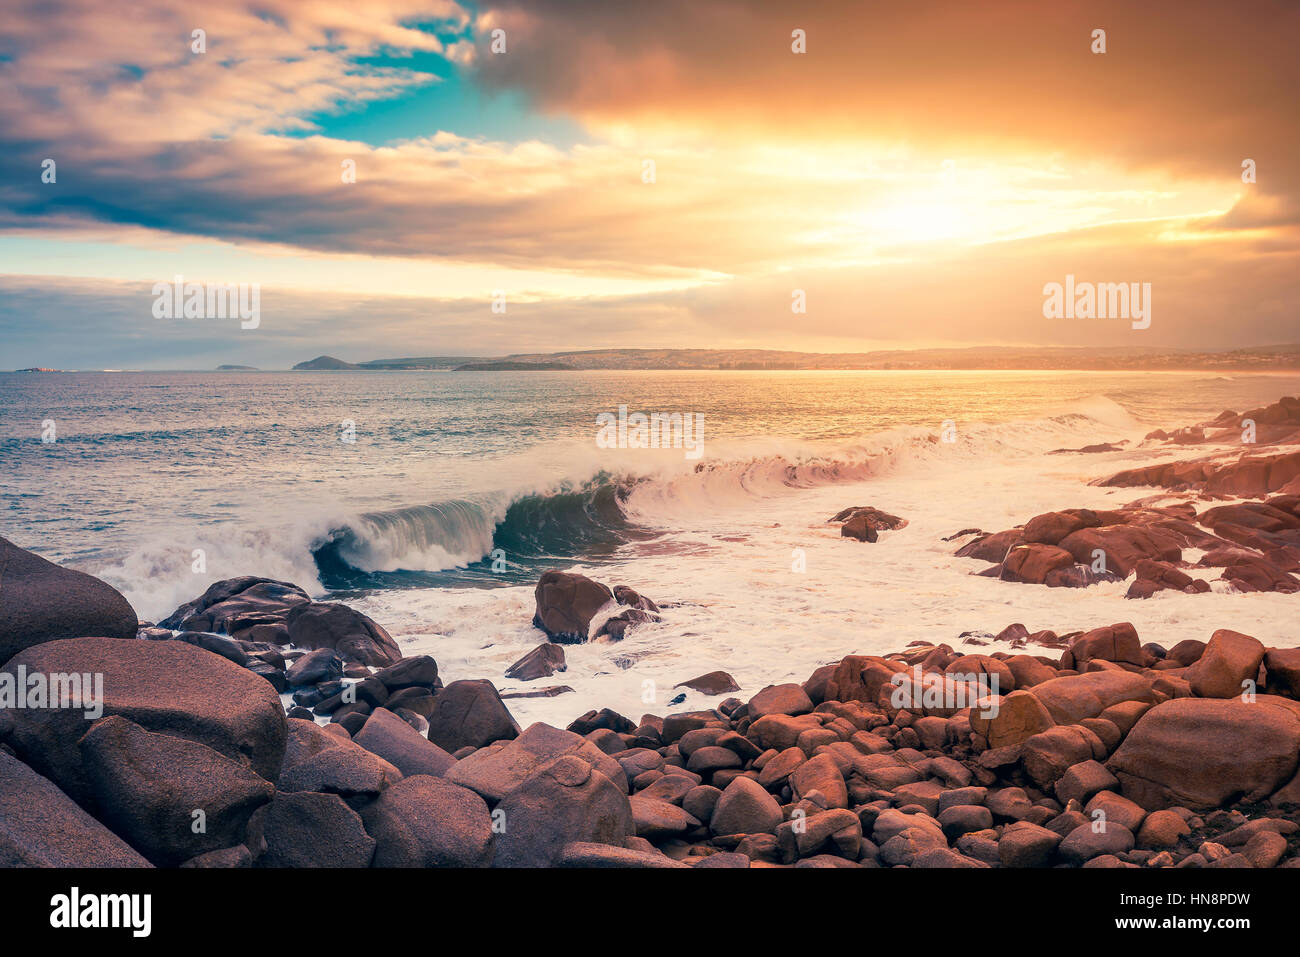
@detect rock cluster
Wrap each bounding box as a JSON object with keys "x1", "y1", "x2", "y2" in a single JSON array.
[
  {"x1": 3, "y1": 540, "x2": 1299, "y2": 869},
  {"x1": 955, "y1": 498, "x2": 1300, "y2": 595}
]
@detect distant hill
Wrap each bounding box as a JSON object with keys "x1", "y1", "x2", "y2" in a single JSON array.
[
  {"x1": 452, "y1": 361, "x2": 574, "y2": 371},
  {"x1": 216, "y1": 364, "x2": 258, "y2": 371},
  {"x1": 358, "y1": 356, "x2": 483, "y2": 370},
  {"x1": 293, "y1": 344, "x2": 1300, "y2": 372},
  {"x1": 293, "y1": 355, "x2": 361, "y2": 370}
]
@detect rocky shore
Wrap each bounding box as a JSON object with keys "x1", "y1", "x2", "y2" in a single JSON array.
[
  {"x1": 0, "y1": 536, "x2": 1298, "y2": 868},
  {"x1": 0, "y1": 397, "x2": 1297, "y2": 869}
]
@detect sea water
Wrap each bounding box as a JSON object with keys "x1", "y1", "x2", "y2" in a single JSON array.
[{"x1": 3, "y1": 368, "x2": 1298, "y2": 726}]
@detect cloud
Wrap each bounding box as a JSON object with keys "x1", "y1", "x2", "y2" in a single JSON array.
[
  {"x1": 0, "y1": 0, "x2": 1295, "y2": 354},
  {"x1": 4, "y1": 212, "x2": 1295, "y2": 370}
]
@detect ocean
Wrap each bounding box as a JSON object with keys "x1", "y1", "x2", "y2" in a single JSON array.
[{"x1": 3, "y1": 368, "x2": 1298, "y2": 726}]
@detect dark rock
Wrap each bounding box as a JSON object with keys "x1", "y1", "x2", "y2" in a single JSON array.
[
  {"x1": 567, "y1": 708, "x2": 636, "y2": 736},
  {"x1": 492, "y1": 756, "x2": 633, "y2": 867},
  {"x1": 1, "y1": 637, "x2": 286, "y2": 804},
  {"x1": 286, "y1": 648, "x2": 343, "y2": 687},
  {"x1": 286, "y1": 602, "x2": 402, "y2": 666},
  {"x1": 0, "y1": 750, "x2": 150, "y2": 867},
  {"x1": 353, "y1": 707, "x2": 457, "y2": 778},
  {"x1": 0, "y1": 536, "x2": 138, "y2": 664},
  {"x1": 360, "y1": 775, "x2": 494, "y2": 867},
  {"x1": 425, "y1": 679, "x2": 519, "y2": 753},
  {"x1": 372, "y1": 655, "x2": 439, "y2": 691},
  {"x1": 501, "y1": 685, "x2": 575, "y2": 699},
  {"x1": 504, "y1": 643, "x2": 567, "y2": 681},
  {"x1": 674, "y1": 671, "x2": 740, "y2": 696},
  {"x1": 254, "y1": 791, "x2": 375, "y2": 867},
  {"x1": 532, "y1": 571, "x2": 614, "y2": 642},
  {"x1": 79, "y1": 715, "x2": 274, "y2": 866},
  {"x1": 174, "y1": 631, "x2": 250, "y2": 666},
  {"x1": 160, "y1": 577, "x2": 310, "y2": 636}
]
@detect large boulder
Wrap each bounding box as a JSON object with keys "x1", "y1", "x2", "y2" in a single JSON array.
[
  {"x1": 0, "y1": 750, "x2": 150, "y2": 867},
  {"x1": 1265, "y1": 647, "x2": 1300, "y2": 697},
  {"x1": 969, "y1": 690, "x2": 1054, "y2": 748},
  {"x1": 747, "y1": 683, "x2": 813, "y2": 720},
  {"x1": 0, "y1": 638, "x2": 286, "y2": 805},
  {"x1": 823, "y1": 655, "x2": 906, "y2": 705},
  {"x1": 425, "y1": 679, "x2": 519, "y2": 753},
  {"x1": 532, "y1": 571, "x2": 614, "y2": 642},
  {"x1": 1028, "y1": 671, "x2": 1156, "y2": 725},
  {"x1": 446, "y1": 722, "x2": 626, "y2": 802},
  {"x1": 1000, "y1": 544, "x2": 1075, "y2": 584},
  {"x1": 1061, "y1": 623, "x2": 1144, "y2": 670},
  {"x1": 252, "y1": 791, "x2": 375, "y2": 868},
  {"x1": 160, "y1": 576, "x2": 310, "y2": 641},
  {"x1": 78, "y1": 715, "x2": 274, "y2": 866},
  {"x1": 710, "y1": 776, "x2": 783, "y2": 836},
  {"x1": 0, "y1": 537, "x2": 137, "y2": 664},
  {"x1": 1186, "y1": 629, "x2": 1266, "y2": 699},
  {"x1": 359, "y1": 775, "x2": 494, "y2": 867},
  {"x1": 286, "y1": 602, "x2": 402, "y2": 666},
  {"x1": 1107, "y1": 697, "x2": 1300, "y2": 809},
  {"x1": 277, "y1": 718, "x2": 402, "y2": 797},
  {"x1": 1057, "y1": 525, "x2": 1181, "y2": 577},
  {"x1": 492, "y1": 755, "x2": 633, "y2": 867},
  {"x1": 353, "y1": 707, "x2": 457, "y2": 778}
]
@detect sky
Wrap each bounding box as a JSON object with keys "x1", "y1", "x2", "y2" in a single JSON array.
[{"x1": 0, "y1": 0, "x2": 1297, "y2": 369}]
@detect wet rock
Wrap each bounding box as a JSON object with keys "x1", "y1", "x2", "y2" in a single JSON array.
[
  {"x1": 674, "y1": 671, "x2": 740, "y2": 696},
  {"x1": 286, "y1": 648, "x2": 343, "y2": 687},
  {"x1": 286, "y1": 602, "x2": 402, "y2": 666},
  {"x1": 532, "y1": 571, "x2": 615, "y2": 642},
  {"x1": 160, "y1": 576, "x2": 310, "y2": 637},
  {"x1": 372, "y1": 655, "x2": 438, "y2": 690},
  {"x1": 1000, "y1": 544, "x2": 1075, "y2": 584},
  {"x1": 504, "y1": 643, "x2": 566, "y2": 681},
  {"x1": 426, "y1": 679, "x2": 520, "y2": 753}
]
